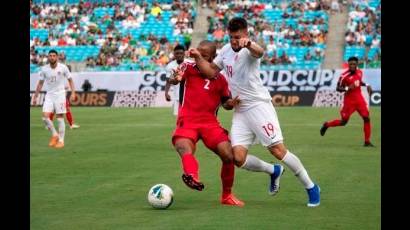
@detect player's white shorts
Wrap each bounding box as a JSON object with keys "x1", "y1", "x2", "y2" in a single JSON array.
[
  {"x1": 43, "y1": 93, "x2": 67, "y2": 114},
  {"x1": 231, "y1": 102, "x2": 283, "y2": 148},
  {"x1": 173, "y1": 100, "x2": 179, "y2": 116}
]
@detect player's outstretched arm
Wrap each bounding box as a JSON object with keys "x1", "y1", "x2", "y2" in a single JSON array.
[
  {"x1": 32, "y1": 80, "x2": 44, "y2": 105},
  {"x1": 68, "y1": 78, "x2": 76, "y2": 101},
  {"x1": 188, "y1": 48, "x2": 221, "y2": 79},
  {"x1": 164, "y1": 79, "x2": 172, "y2": 101}
]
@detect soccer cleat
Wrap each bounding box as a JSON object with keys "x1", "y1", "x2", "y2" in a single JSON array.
[
  {"x1": 221, "y1": 194, "x2": 245, "y2": 207},
  {"x1": 364, "y1": 142, "x2": 375, "y2": 147},
  {"x1": 269, "y1": 164, "x2": 285, "y2": 196},
  {"x1": 181, "y1": 174, "x2": 204, "y2": 191},
  {"x1": 320, "y1": 123, "x2": 328, "y2": 136},
  {"x1": 48, "y1": 136, "x2": 59, "y2": 147},
  {"x1": 70, "y1": 124, "x2": 80, "y2": 129},
  {"x1": 306, "y1": 184, "x2": 321, "y2": 207},
  {"x1": 54, "y1": 141, "x2": 65, "y2": 149}
]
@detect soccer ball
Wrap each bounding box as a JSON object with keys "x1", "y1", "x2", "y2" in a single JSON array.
[{"x1": 147, "y1": 184, "x2": 174, "y2": 209}]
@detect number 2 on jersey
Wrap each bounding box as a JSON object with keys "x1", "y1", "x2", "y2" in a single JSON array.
[{"x1": 204, "y1": 79, "x2": 210, "y2": 90}]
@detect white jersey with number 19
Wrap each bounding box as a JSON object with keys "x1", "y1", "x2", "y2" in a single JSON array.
[{"x1": 213, "y1": 43, "x2": 271, "y2": 112}]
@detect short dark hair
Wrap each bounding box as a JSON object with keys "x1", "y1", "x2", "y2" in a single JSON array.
[
  {"x1": 348, "y1": 56, "x2": 359, "y2": 62},
  {"x1": 174, "y1": 44, "x2": 185, "y2": 52},
  {"x1": 48, "y1": 49, "x2": 58, "y2": 55},
  {"x1": 227, "y1": 17, "x2": 248, "y2": 32}
]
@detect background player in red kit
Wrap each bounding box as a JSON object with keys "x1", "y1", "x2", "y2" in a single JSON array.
[
  {"x1": 320, "y1": 56, "x2": 374, "y2": 147},
  {"x1": 169, "y1": 40, "x2": 244, "y2": 206}
]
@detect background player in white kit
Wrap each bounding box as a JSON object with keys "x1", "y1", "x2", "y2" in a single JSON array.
[
  {"x1": 164, "y1": 45, "x2": 187, "y2": 116},
  {"x1": 189, "y1": 17, "x2": 320, "y2": 207},
  {"x1": 32, "y1": 50, "x2": 76, "y2": 149}
]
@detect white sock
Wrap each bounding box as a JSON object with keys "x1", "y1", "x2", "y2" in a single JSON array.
[
  {"x1": 281, "y1": 151, "x2": 314, "y2": 189},
  {"x1": 57, "y1": 118, "x2": 65, "y2": 143},
  {"x1": 42, "y1": 117, "x2": 58, "y2": 136},
  {"x1": 240, "y1": 154, "x2": 274, "y2": 174}
]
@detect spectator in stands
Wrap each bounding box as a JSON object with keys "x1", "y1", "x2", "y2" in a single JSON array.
[
  {"x1": 331, "y1": 0, "x2": 341, "y2": 14},
  {"x1": 289, "y1": 54, "x2": 298, "y2": 64},
  {"x1": 81, "y1": 80, "x2": 93, "y2": 92},
  {"x1": 280, "y1": 51, "x2": 291, "y2": 64},
  {"x1": 212, "y1": 26, "x2": 225, "y2": 42},
  {"x1": 86, "y1": 57, "x2": 96, "y2": 68},
  {"x1": 345, "y1": 32, "x2": 355, "y2": 45},
  {"x1": 151, "y1": 3, "x2": 162, "y2": 17},
  {"x1": 313, "y1": 48, "x2": 324, "y2": 61},
  {"x1": 305, "y1": 51, "x2": 313, "y2": 61},
  {"x1": 370, "y1": 35, "x2": 380, "y2": 48},
  {"x1": 266, "y1": 37, "x2": 277, "y2": 53},
  {"x1": 155, "y1": 51, "x2": 169, "y2": 66},
  {"x1": 58, "y1": 52, "x2": 66, "y2": 63},
  {"x1": 183, "y1": 32, "x2": 192, "y2": 50}
]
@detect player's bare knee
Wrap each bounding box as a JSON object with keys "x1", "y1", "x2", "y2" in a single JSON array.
[
  {"x1": 174, "y1": 139, "x2": 194, "y2": 155},
  {"x1": 363, "y1": 117, "x2": 370, "y2": 123},
  {"x1": 341, "y1": 119, "x2": 348, "y2": 126},
  {"x1": 232, "y1": 146, "x2": 247, "y2": 167},
  {"x1": 268, "y1": 143, "x2": 287, "y2": 160}
]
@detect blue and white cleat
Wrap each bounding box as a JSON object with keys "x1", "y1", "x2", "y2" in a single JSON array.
[
  {"x1": 269, "y1": 164, "x2": 285, "y2": 196},
  {"x1": 306, "y1": 184, "x2": 321, "y2": 207}
]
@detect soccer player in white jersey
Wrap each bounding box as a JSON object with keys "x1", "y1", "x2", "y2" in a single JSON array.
[
  {"x1": 165, "y1": 45, "x2": 187, "y2": 116},
  {"x1": 32, "y1": 50, "x2": 76, "y2": 149},
  {"x1": 188, "y1": 17, "x2": 320, "y2": 207}
]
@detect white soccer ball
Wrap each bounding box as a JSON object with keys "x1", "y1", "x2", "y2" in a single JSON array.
[{"x1": 147, "y1": 184, "x2": 174, "y2": 209}]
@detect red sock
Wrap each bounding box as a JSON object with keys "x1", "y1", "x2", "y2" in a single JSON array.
[
  {"x1": 221, "y1": 162, "x2": 234, "y2": 199},
  {"x1": 49, "y1": 113, "x2": 54, "y2": 121},
  {"x1": 66, "y1": 111, "x2": 74, "y2": 126},
  {"x1": 181, "y1": 153, "x2": 199, "y2": 180},
  {"x1": 364, "y1": 121, "x2": 371, "y2": 143},
  {"x1": 326, "y1": 119, "x2": 342, "y2": 127}
]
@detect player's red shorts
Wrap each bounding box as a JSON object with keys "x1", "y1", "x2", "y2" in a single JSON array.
[
  {"x1": 340, "y1": 98, "x2": 369, "y2": 120},
  {"x1": 172, "y1": 118, "x2": 230, "y2": 152}
]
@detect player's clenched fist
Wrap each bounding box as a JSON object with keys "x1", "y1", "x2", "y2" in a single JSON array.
[
  {"x1": 238, "y1": 38, "x2": 252, "y2": 48},
  {"x1": 187, "y1": 48, "x2": 201, "y2": 58}
]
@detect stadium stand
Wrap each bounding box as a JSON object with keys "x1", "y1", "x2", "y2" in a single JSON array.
[
  {"x1": 30, "y1": 0, "x2": 381, "y2": 72},
  {"x1": 30, "y1": 0, "x2": 196, "y2": 72},
  {"x1": 206, "y1": 0, "x2": 330, "y2": 70},
  {"x1": 343, "y1": 0, "x2": 380, "y2": 68}
]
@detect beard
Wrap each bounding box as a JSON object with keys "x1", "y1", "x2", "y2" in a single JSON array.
[{"x1": 231, "y1": 47, "x2": 242, "y2": 52}]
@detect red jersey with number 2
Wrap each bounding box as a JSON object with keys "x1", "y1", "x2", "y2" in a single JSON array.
[
  {"x1": 338, "y1": 69, "x2": 366, "y2": 102},
  {"x1": 178, "y1": 62, "x2": 230, "y2": 125}
]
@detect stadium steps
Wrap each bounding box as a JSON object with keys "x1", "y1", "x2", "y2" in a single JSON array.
[
  {"x1": 322, "y1": 9, "x2": 349, "y2": 69},
  {"x1": 191, "y1": 5, "x2": 214, "y2": 48}
]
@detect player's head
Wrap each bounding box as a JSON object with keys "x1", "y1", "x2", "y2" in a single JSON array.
[
  {"x1": 48, "y1": 49, "x2": 59, "y2": 65},
  {"x1": 347, "y1": 56, "x2": 359, "y2": 73},
  {"x1": 173, "y1": 44, "x2": 185, "y2": 64},
  {"x1": 227, "y1": 17, "x2": 248, "y2": 52},
  {"x1": 197, "y1": 40, "x2": 217, "y2": 63}
]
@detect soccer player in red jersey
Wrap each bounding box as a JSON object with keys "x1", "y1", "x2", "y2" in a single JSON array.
[
  {"x1": 320, "y1": 57, "x2": 374, "y2": 147},
  {"x1": 169, "y1": 40, "x2": 244, "y2": 206}
]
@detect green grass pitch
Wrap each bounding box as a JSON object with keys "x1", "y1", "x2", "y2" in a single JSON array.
[{"x1": 30, "y1": 107, "x2": 380, "y2": 230}]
